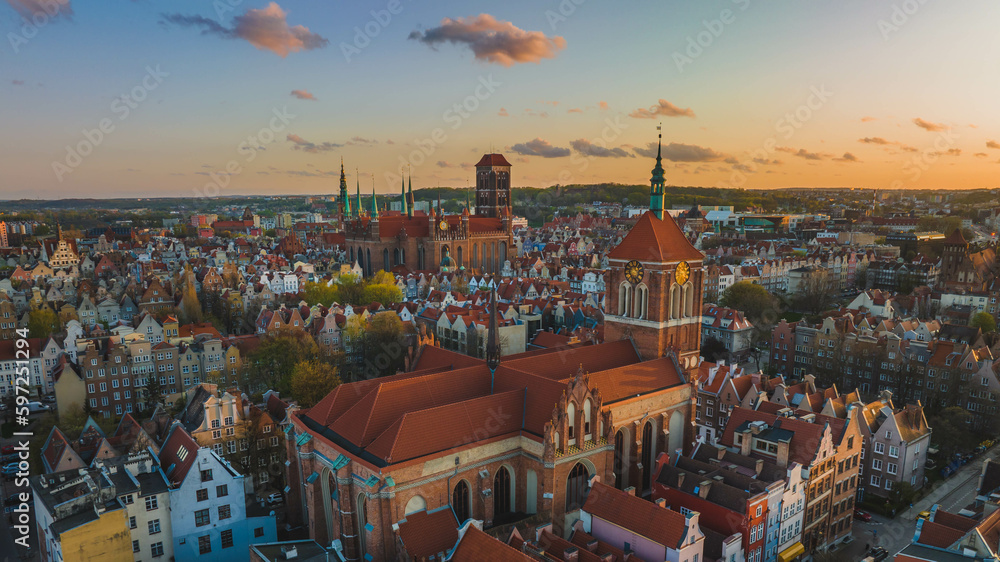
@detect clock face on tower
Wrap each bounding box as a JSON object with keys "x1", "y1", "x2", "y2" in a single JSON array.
[
  {"x1": 439, "y1": 220, "x2": 449, "y2": 231},
  {"x1": 624, "y1": 260, "x2": 644, "y2": 285},
  {"x1": 675, "y1": 261, "x2": 690, "y2": 285}
]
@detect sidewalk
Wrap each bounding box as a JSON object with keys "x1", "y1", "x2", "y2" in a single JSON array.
[{"x1": 900, "y1": 444, "x2": 999, "y2": 521}]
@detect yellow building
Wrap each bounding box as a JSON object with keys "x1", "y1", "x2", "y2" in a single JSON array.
[{"x1": 32, "y1": 468, "x2": 133, "y2": 562}]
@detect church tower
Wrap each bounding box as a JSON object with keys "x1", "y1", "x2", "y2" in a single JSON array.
[
  {"x1": 338, "y1": 159, "x2": 351, "y2": 219},
  {"x1": 603, "y1": 131, "x2": 704, "y2": 369},
  {"x1": 474, "y1": 153, "x2": 511, "y2": 218}
]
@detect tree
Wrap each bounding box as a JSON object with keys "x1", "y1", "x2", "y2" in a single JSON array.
[
  {"x1": 302, "y1": 281, "x2": 339, "y2": 305},
  {"x1": 241, "y1": 328, "x2": 322, "y2": 395},
  {"x1": 363, "y1": 282, "x2": 402, "y2": 305},
  {"x1": 27, "y1": 307, "x2": 61, "y2": 338},
  {"x1": 972, "y1": 311, "x2": 996, "y2": 333},
  {"x1": 720, "y1": 281, "x2": 779, "y2": 324},
  {"x1": 793, "y1": 268, "x2": 838, "y2": 314},
  {"x1": 141, "y1": 372, "x2": 165, "y2": 413},
  {"x1": 290, "y1": 359, "x2": 341, "y2": 407},
  {"x1": 364, "y1": 313, "x2": 406, "y2": 377},
  {"x1": 929, "y1": 407, "x2": 976, "y2": 462},
  {"x1": 178, "y1": 268, "x2": 203, "y2": 324}
]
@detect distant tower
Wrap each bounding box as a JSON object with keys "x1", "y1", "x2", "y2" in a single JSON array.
[
  {"x1": 406, "y1": 173, "x2": 414, "y2": 219},
  {"x1": 400, "y1": 175, "x2": 409, "y2": 218},
  {"x1": 355, "y1": 170, "x2": 362, "y2": 218},
  {"x1": 475, "y1": 153, "x2": 512, "y2": 218},
  {"x1": 339, "y1": 159, "x2": 351, "y2": 219},
  {"x1": 649, "y1": 124, "x2": 666, "y2": 220},
  {"x1": 370, "y1": 181, "x2": 379, "y2": 220}
]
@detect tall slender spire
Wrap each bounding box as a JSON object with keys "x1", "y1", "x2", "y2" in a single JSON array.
[
  {"x1": 649, "y1": 123, "x2": 666, "y2": 220},
  {"x1": 355, "y1": 168, "x2": 362, "y2": 218},
  {"x1": 485, "y1": 287, "x2": 501, "y2": 379},
  {"x1": 400, "y1": 171, "x2": 409, "y2": 218},
  {"x1": 370, "y1": 177, "x2": 379, "y2": 219},
  {"x1": 340, "y1": 158, "x2": 351, "y2": 218},
  {"x1": 406, "y1": 171, "x2": 414, "y2": 219}
]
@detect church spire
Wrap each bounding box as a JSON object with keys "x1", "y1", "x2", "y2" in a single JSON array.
[
  {"x1": 340, "y1": 158, "x2": 351, "y2": 218},
  {"x1": 407, "y1": 172, "x2": 414, "y2": 219},
  {"x1": 649, "y1": 123, "x2": 666, "y2": 220},
  {"x1": 370, "y1": 178, "x2": 379, "y2": 219},
  {"x1": 485, "y1": 287, "x2": 501, "y2": 380},
  {"x1": 400, "y1": 171, "x2": 409, "y2": 218},
  {"x1": 355, "y1": 169, "x2": 362, "y2": 218}
]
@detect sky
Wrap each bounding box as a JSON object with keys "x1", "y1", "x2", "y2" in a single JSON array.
[{"x1": 2, "y1": 0, "x2": 1000, "y2": 199}]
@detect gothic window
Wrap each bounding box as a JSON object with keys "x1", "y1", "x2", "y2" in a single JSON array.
[
  {"x1": 614, "y1": 430, "x2": 626, "y2": 489},
  {"x1": 493, "y1": 467, "x2": 512, "y2": 519},
  {"x1": 453, "y1": 480, "x2": 471, "y2": 523},
  {"x1": 642, "y1": 420, "x2": 655, "y2": 491},
  {"x1": 635, "y1": 283, "x2": 649, "y2": 319},
  {"x1": 670, "y1": 284, "x2": 681, "y2": 319},
  {"x1": 619, "y1": 282, "x2": 633, "y2": 316},
  {"x1": 566, "y1": 463, "x2": 590, "y2": 512},
  {"x1": 567, "y1": 401, "x2": 577, "y2": 445}
]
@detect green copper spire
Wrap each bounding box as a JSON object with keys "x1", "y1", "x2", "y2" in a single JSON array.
[
  {"x1": 407, "y1": 173, "x2": 414, "y2": 219},
  {"x1": 370, "y1": 179, "x2": 379, "y2": 219},
  {"x1": 355, "y1": 169, "x2": 362, "y2": 218},
  {"x1": 400, "y1": 173, "x2": 408, "y2": 218},
  {"x1": 340, "y1": 158, "x2": 351, "y2": 217},
  {"x1": 649, "y1": 123, "x2": 665, "y2": 220}
]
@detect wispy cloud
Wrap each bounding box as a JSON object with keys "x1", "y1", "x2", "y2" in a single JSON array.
[
  {"x1": 570, "y1": 139, "x2": 633, "y2": 158},
  {"x1": 987, "y1": 140, "x2": 1000, "y2": 150},
  {"x1": 834, "y1": 152, "x2": 859, "y2": 163},
  {"x1": 286, "y1": 134, "x2": 341, "y2": 153},
  {"x1": 290, "y1": 89, "x2": 315, "y2": 100},
  {"x1": 11, "y1": 79, "x2": 25, "y2": 85},
  {"x1": 497, "y1": 107, "x2": 509, "y2": 117},
  {"x1": 776, "y1": 146, "x2": 829, "y2": 160},
  {"x1": 509, "y1": 138, "x2": 569, "y2": 158},
  {"x1": 161, "y1": 2, "x2": 328, "y2": 58},
  {"x1": 858, "y1": 136, "x2": 917, "y2": 152},
  {"x1": 913, "y1": 117, "x2": 946, "y2": 132},
  {"x1": 860, "y1": 116, "x2": 877, "y2": 122},
  {"x1": 633, "y1": 142, "x2": 725, "y2": 162},
  {"x1": 629, "y1": 99, "x2": 695, "y2": 119},
  {"x1": 409, "y1": 14, "x2": 565, "y2": 66},
  {"x1": 6, "y1": 0, "x2": 72, "y2": 20}
]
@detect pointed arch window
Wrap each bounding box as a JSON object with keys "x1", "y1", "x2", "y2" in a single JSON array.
[
  {"x1": 635, "y1": 283, "x2": 649, "y2": 319},
  {"x1": 566, "y1": 463, "x2": 590, "y2": 512},
  {"x1": 619, "y1": 282, "x2": 633, "y2": 317},
  {"x1": 453, "y1": 480, "x2": 470, "y2": 523}
]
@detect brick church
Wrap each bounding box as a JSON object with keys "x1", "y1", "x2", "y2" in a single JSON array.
[
  {"x1": 285, "y1": 139, "x2": 706, "y2": 560},
  {"x1": 340, "y1": 154, "x2": 515, "y2": 277}
]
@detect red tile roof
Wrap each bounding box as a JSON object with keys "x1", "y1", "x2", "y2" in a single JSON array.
[
  {"x1": 396, "y1": 507, "x2": 459, "y2": 560},
  {"x1": 608, "y1": 211, "x2": 703, "y2": 262},
  {"x1": 474, "y1": 153, "x2": 512, "y2": 167},
  {"x1": 158, "y1": 424, "x2": 200, "y2": 485},
  {"x1": 450, "y1": 525, "x2": 533, "y2": 561},
  {"x1": 583, "y1": 480, "x2": 688, "y2": 549}
]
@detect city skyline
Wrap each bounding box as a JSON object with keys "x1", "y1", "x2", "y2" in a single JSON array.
[{"x1": 3, "y1": 0, "x2": 1000, "y2": 198}]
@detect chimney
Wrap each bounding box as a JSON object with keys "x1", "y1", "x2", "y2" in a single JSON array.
[
  {"x1": 655, "y1": 498, "x2": 667, "y2": 509},
  {"x1": 585, "y1": 539, "x2": 599, "y2": 553},
  {"x1": 624, "y1": 486, "x2": 636, "y2": 496},
  {"x1": 562, "y1": 546, "x2": 579, "y2": 562},
  {"x1": 698, "y1": 481, "x2": 712, "y2": 499}
]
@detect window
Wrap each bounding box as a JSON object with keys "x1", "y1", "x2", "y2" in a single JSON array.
[
  {"x1": 217, "y1": 484, "x2": 228, "y2": 497},
  {"x1": 151, "y1": 542, "x2": 164, "y2": 558},
  {"x1": 201, "y1": 469, "x2": 213, "y2": 482},
  {"x1": 195, "y1": 508, "x2": 211, "y2": 527},
  {"x1": 148, "y1": 519, "x2": 161, "y2": 534},
  {"x1": 221, "y1": 529, "x2": 233, "y2": 549},
  {"x1": 888, "y1": 463, "x2": 898, "y2": 475},
  {"x1": 129, "y1": 516, "x2": 137, "y2": 529},
  {"x1": 219, "y1": 504, "x2": 231, "y2": 520},
  {"x1": 871, "y1": 475, "x2": 881, "y2": 487},
  {"x1": 197, "y1": 488, "x2": 209, "y2": 501},
  {"x1": 133, "y1": 540, "x2": 140, "y2": 553},
  {"x1": 874, "y1": 442, "x2": 885, "y2": 455},
  {"x1": 198, "y1": 535, "x2": 211, "y2": 555},
  {"x1": 254, "y1": 527, "x2": 264, "y2": 538},
  {"x1": 145, "y1": 496, "x2": 158, "y2": 511},
  {"x1": 873, "y1": 459, "x2": 883, "y2": 471},
  {"x1": 889, "y1": 446, "x2": 899, "y2": 458}
]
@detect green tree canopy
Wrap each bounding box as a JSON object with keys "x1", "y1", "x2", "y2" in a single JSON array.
[
  {"x1": 28, "y1": 307, "x2": 61, "y2": 338},
  {"x1": 720, "y1": 281, "x2": 779, "y2": 324},
  {"x1": 972, "y1": 311, "x2": 996, "y2": 333},
  {"x1": 242, "y1": 328, "x2": 322, "y2": 395},
  {"x1": 290, "y1": 359, "x2": 341, "y2": 407}
]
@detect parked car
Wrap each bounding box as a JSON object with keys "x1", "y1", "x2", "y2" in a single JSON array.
[
  {"x1": 917, "y1": 510, "x2": 931, "y2": 521},
  {"x1": 25, "y1": 402, "x2": 49, "y2": 415},
  {"x1": 867, "y1": 546, "x2": 889, "y2": 562},
  {"x1": 41, "y1": 395, "x2": 56, "y2": 404},
  {"x1": 266, "y1": 492, "x2": 283, "y2": 505},
  {"x1": 853, "y1": 508, "x2": 873, "y2": 522},
  {"x1": 975, "y1": 446, "x2": 986, "y2": 455}
]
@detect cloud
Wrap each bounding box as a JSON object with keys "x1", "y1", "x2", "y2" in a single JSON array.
[
  {"x1": 290, "y1": 89, "x2": 315, "y2": 100},
  {"x1": 569, "y1": 139, "x2": 633, "y2": 158},
  {"x1": 861, "y1": 116, "x2": 877, "y2": 122},
  {"x1": 408, "y1": 14, "x2": 565, "y2": 66},
  {"x1": 11, "y1": 79, "x2": 24, "y2": 85},
  {"x1": 913, "y1": 117, "x2": 946, "y2": 132},
  {"x1": 987, "y1": 140, "x2": 1000, "y2": 150},
  {"x1": 858, "y1": 137, "x2": 890, "y2": 145},
  {"x1": 286, "y1": 133, "x2": 341, "y2": 153},
  {"x1": 775, "y1": 146, "x2": 829, "y2": 160},
  {"x1": 509, "y1": 138, "x2": 569, "y2": 158},
  {"x1": 161, "y1": 2, "x2": 328, "y2": 57},
  {"x1": 497, "y1": 107, "x2": 509, "y2": 117},
  {"x1": 629, "y1": 99, "x2": 695, "y2": 119},
  {"x1": 633, "y1": 142, "x2": 726, "y2": 162},
  {"x1": 834, "y1": 152, "x2": 859, "y2": 163},
  {"x1": 857, "y1": 137, "x2": 917, "y2": 153},
  {"x1": 567, "y1": 108, "x2": 583, "y2": 114},
  {"x1": 975, "y1": 152, "x2": 988, "y2": 158},
  {"x1": 6, "y1": 0, "x2": 71, "y2": 20},
  {"x1": 348, "y1": 136, "x2": 377, "y2": 145},
  {"x1": 598, "y1": 101, "x2": 609, "y2": 111}
]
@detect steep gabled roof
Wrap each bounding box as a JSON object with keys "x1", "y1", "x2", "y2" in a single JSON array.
[
  {"x1": 607, "y1": 211, "x2": 704, "y2": 262},
  {"x1": 583, "y1": 480, "x2": 688, "y2": 549}
]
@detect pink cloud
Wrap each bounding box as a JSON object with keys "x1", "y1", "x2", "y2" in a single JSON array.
[
  {"x1": 291, "y1": 89, "x2": 315, "y2": 100},
  {"x1": 409, "y1": 14, "x2": 565, "y2": 66},
  {"x1": 629, "y1": 99, "x2": 695, "y2": 119}
]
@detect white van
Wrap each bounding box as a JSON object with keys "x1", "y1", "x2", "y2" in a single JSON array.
[{"x1": 25, "y1": 402, "x2": 49, "y2": 415}]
